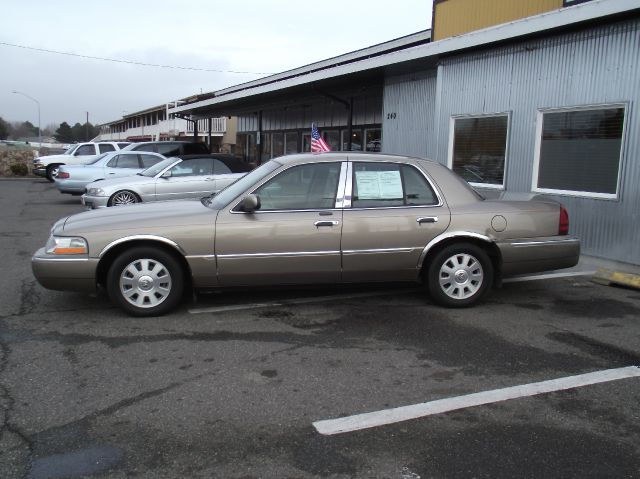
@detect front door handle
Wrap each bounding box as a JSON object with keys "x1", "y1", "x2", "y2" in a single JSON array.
[
  {"x1": 417, "y1": 216, "x2": 438, "y2": 224},
  {"x1": 314, "y1": 220, "x2": 339, "y2": 227}
]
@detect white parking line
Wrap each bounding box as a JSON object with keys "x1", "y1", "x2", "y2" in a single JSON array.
[
  {"x1": 503, "y1": 270, "x2": 596, "y2": 283},
  {"x1": 313, "y1": 366, "x2": 640, "y2": 435},
  {"x1": 188, "y1": 289, "x2": 416, "y2": 314}
]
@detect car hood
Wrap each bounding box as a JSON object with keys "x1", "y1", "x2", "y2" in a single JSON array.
[
  {"x1": 61, "y1": 199, "x2": 217, "y2": 234},
  {"x1": 89, "y1": 175, "x2": 151, "y2": 190},
  {"x1": 36, "y1": 154, "x2": 71, "y2": 162}
]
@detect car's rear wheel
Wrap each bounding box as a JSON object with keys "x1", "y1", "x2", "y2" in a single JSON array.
[
  {"x1": 109, "y1": 190, "x2": 139, "y2": 207},
  {"x1": 107, "y1": 247, "x2": 184, "y2": 317},
  {"x1": 46, "y1": 164, "x2": 61, "y2": 182},
  {"x1": 427, "y1": 243, "x2": 492, "y2": 307}
]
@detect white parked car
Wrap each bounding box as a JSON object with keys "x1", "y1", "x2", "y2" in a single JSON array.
[
  {"x1": 33, "y1": 141, "x2": 130, "y2": 181},
  {"x1": 54, "y1": 151, "x2": 166, "y2": 195},
  {"x1": 81, "y1": 154, "x2": 251, "y2": 208}
]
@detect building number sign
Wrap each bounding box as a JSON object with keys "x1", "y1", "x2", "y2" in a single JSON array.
[{"x1": 387, "y1": 112, "x2": 397, "y2": 120}]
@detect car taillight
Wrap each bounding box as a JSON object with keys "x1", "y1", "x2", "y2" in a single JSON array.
[
  {"x1": 559, "y1": 205, "x2": 569, "y2": 235},
  {"x1": 58, "y1": 172, "x2": 70, "y2": 179}
]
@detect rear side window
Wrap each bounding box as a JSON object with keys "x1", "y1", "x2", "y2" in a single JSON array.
[
  {"x1": 351, "y1": 162, "x2": 438, "y2": 208},
  {"x1": 117, "y1": 143, "x2": 130, "y2": 149},
  {"x1": 99, "y1": 144, "x2": 116, "y2": 153}
]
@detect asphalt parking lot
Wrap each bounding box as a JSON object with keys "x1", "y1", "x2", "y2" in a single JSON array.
[{"x1": 1, "y1": 178, "x2": 639, "y2": 478}]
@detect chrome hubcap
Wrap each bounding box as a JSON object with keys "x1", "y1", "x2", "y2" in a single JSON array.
[
  {"x1": 112, "y1": 191, "x2": 137, "y2": 206},
  {"x1": 439, "y1": 253, "x2": 484, "y2": 300},
  {"x1": 119, "y1": 258, "x2": 172, "y2": 308}
]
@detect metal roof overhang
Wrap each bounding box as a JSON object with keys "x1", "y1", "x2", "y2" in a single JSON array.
[{"x1": 173, "y1": 0, "x2": 640, "y2": 119}]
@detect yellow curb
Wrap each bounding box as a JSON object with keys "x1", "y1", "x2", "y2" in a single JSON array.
[{"x1": 592, "y1": 268, "x2": 640, "y2": 290}]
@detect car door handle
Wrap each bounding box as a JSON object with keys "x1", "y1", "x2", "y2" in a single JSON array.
[
  {"x1": 205, "y1": 177, "x2": 216, "y2": 181},
  {"x1": 417, "y1": 216, "x2": 438, "y2": 224},
  {"x1": 314, "y1": 221, "x2": 339, "y2": 227}
]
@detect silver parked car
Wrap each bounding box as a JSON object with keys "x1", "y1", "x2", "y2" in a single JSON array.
[
  {"x1": 81, "y1": 154, "x2": 251, "y2": 208},
  {"x1": 32, "y1": 153, "x2": 580, "y2": 317},
  {"x1": 54, "y1": 151, "x2": 166, "y2": 195}
]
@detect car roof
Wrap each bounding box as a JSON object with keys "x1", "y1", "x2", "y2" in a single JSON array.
[{"x1": 272, "y1": 151, "x2": 435, "y2": 166}]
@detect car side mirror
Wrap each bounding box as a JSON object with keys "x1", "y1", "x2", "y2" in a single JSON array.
[
  {"x1": 240, "y1": 194, "x2": 261, "y2": 213},
  {"x1": 161, "y1": 170, "x2": 172, "y2": 179}
]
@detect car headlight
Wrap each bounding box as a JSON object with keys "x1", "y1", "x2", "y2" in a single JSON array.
[
  {"x1": 86, "y1": 187, "x2": 106, "y2": 196},
  {"x1": 45, "y1": 236, "x2": 88, "y2": 255}
]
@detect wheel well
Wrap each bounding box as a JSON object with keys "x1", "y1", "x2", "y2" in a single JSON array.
[
  {"x1": 96, "y1": 240, "x2": 192, "y2": 290},
  {"x1": 421, "y1": 237, "x2": 502, "y2": 285}
]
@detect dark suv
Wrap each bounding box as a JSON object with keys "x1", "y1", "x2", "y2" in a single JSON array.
[{"x1": 123, "y1": 141, "x2": 209, "y2": 156}]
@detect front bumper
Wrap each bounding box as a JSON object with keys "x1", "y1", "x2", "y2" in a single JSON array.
[
  {"x1": 81, "y1": 194, "x2": 109, "y2": 209},
  {"x1": 497, "y1": 235, "x2": 580, "y2": 277},
  {"x1": 32, "y1": 248, "x2": 99, "y2": 293}
]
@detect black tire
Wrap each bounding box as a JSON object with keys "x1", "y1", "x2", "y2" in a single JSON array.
[
  {"x1": 427, "y1": 242, "x2": 493, "y2": 308},
  {"x1": 108, "y1": 190, "x2": 140, "y2": 207},
  {"x1": 46, "y1": 164, "x2": 61, "y2": 182},
  {"x1": 107, "y1": 246, "x2": 185, "y2": 317}
]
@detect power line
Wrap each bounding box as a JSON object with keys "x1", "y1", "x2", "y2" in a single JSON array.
[{"x1": 0, "y1": 41, "x2": 274, "y2": 75}]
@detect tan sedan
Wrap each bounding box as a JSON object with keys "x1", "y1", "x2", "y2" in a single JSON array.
[{"x1": 32, "y1": 153, "x2": 580, "y2": 316}]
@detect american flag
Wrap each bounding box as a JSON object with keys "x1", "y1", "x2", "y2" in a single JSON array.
[{"x1": 311, "y1": 123, "x2": 331, "y2": 152}]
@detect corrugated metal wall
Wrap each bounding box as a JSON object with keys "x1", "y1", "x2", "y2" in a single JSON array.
[
  {"x1": 428, "y1": 19, "x2": 640, "y2": 264},
  {"x1": 382, "y1": 70, "x2": 438, "y2": 158}
]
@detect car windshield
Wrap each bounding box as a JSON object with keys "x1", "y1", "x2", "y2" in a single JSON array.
[
  {"x1": 85, "y1": 153, "x2": 109, "y2": 165},
  {"x1": 204, "y1": 160, "x2": 281, "y2": 209},
  {"x1": 139, "y1": 158, "x2": 178, "y2": 177}
]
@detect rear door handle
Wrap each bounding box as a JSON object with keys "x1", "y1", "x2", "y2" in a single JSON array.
[
  {"x1": 314, "y1": 221, "x2": 339, "y2": 227},
  {"x1": 417, "y1": 216, "x2": 438, "y2": 224}
]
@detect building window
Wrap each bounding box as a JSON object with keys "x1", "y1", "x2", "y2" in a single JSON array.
[
  {"x1": 285, "y1": 132, "x2": 298, "y2": 154},
  {"x1": 449, "y1": 114, "x2": 508, "y2": 188},
  {"x1": 272, "y1": 133, "x2": 284, "y2": 157},
  {"x1": 342, "y1": 129, "x2": 362, "y2": 151},
  {"x1": 323, "y1": 130, "x2": 340, "y2": 151},
  {"x1": 533, "y1": 105, "x2": 625, "y2": 198},
  {"x1": 364, "y1": 128, "x2": 382, "y2": 152}
]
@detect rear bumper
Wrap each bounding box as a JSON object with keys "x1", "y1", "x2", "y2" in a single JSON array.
[
  {"x1": 32, "y1": 248, "x2": 98, "y2": 293},
  {"x1": 497, "y1": 236, "x2": 580, "y2": 277},
  {"x1": 55, "y1": 180, "x2": 87, "y2": 194}
]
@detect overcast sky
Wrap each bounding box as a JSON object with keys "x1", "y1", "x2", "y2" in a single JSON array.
[{"x1": 1, "y1": 0, "x2": 433, "y2": 128}]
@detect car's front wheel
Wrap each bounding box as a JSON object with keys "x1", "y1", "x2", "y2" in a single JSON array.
[
  {"x1": 107, "y1": 247, "x2": 184, "y2": 316},
  {"x1": 109, "y1": 190, "x2": 139, "y2": 207},
  {"x1": 427, "y1": 243, "x2": 493, "y2": 307}
]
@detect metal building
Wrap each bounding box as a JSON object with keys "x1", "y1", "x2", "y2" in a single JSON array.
[{"x1": 173, "y1": 0, "x2": 640, "y2": 266}]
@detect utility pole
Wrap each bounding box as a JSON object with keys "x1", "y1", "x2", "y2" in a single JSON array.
[
  {"x1": 12, "y1": 90, "x2": 41, "y2": 147},
  {"x1": 86, "y1": 111, "x2": 89, "y2": 141}
]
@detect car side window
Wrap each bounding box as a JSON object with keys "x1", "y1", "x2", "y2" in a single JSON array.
[
  {"x1": 116, "y1": 154, "x2": 141, "y2": 169},
  {"x1": 106, "y1": 155, "x2": 119, "y2": 167},
  {"x1": 75, "y1": 144, "x2": 96, "y2": 155},
  {"x1": 140, "y1": 154, "x2": 162, "y2": 168},
  {"x1": 253, "y1": 162, "x2": 341, "y2": 210},
  {"x1": 156, "y1": 144, "x2": 180, "y2": 156},
  {"x1": 351, "y1": 162, "x2": 437, "y2": 208},
  {"x1": 213, "y1": 159, "x2": 232, "y2": 175},
  {"x1": 99, "y1": 144, "x2": 116, "y2": 153},
  {"x1": 168, "y1": 158, "x2": 211, "y2": 177}
]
